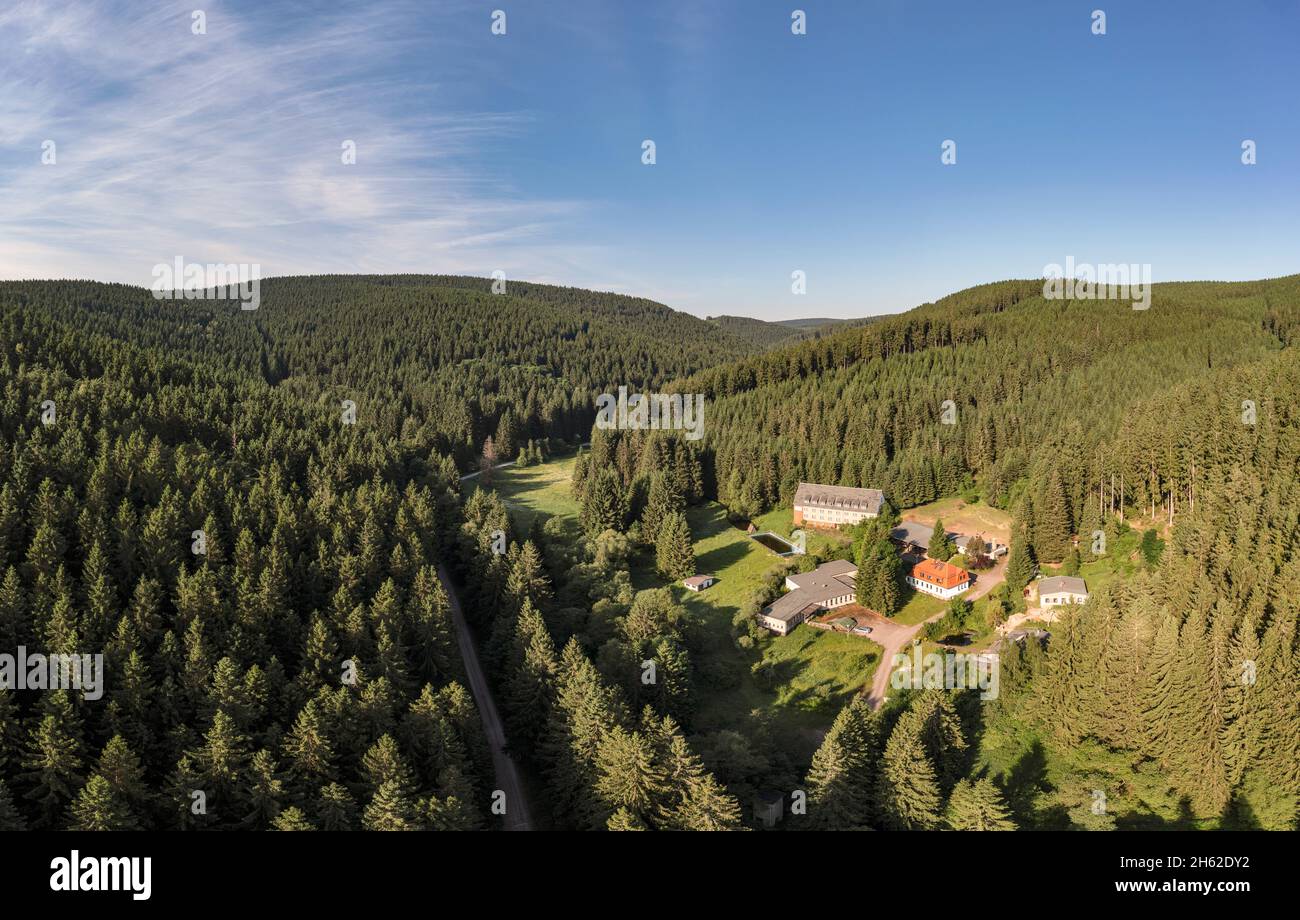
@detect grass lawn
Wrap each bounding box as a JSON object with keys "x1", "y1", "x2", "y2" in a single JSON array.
[
  {"x1": 477, "y1": 455, "x2": 879, "y2": 765},
  {"x1": 890, "y1": 589, "x2": 949, "y2": 626},
  {"x1": 1037, "y1": 528, "x2": 1145, "y2": 597},
  {"x1": 676, "y1": 502, "x2": 881, "y2": 760},
  {"x1": 902, "y1": 496, "x2": 1012, "y2": 544},
  {"x1": 466, "y1": 454, "x2": 581, "y2": 529}
]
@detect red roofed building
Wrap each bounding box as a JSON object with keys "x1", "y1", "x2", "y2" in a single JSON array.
[{"x1": 907, "y1": 558, "x2": 971, "y2": 599}]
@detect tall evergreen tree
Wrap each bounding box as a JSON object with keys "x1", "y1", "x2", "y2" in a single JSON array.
[
  {"x1": 945, "y1": 778, "x2": 1015, "y2": 830},
  {"x1": 655, "y1": 512, "x2": 695, "y2": 580}
]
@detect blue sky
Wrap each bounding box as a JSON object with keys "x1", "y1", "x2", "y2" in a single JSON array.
[{"x1": 1, "y1": 0, "x2": 1297, "y2": 319}]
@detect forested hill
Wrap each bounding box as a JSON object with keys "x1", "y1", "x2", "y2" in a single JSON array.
[
  {"x1": 705, "y1": 315, "x2": 807, "y2": 349},
  {"x1": 0, "y1": 275, "x2": 758, "y2": 472},
  {"x1": 682, "y1": 275, "x2": 1300, "y2": 524},
  {"x1": 0, "y1": 272, "x2": 771, "y2": 831},
  {"x1": 670, "y1": 274, "x2": 1300, "y2": 829},
  {"x1": 704, "y1": 314, "x2": 876, "y2": 349}
]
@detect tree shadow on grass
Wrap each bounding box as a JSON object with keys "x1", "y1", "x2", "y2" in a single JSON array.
[{"x1": 695, "y1": 539, "x2": 751, "y2": 576}]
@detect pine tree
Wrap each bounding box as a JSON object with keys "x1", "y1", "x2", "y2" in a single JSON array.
[
  {"x1": 945, "y1": 778, "x2": 1015, "y2": 830},
  {"x1": 655, "y1": 512, "x2": 695, "y2": 580},
  {"x1": 877, "y1": 705, "x2": 943, "y2": 830},
  {"x1": 66, "y1": 775, "x2": 141, "y2": 831},
  {"x1": 804, "y1": 696, "x2": 881, "y2": 829},
  {"x1": 927, "y1": 517, "x2": 954, "y2": 561}
]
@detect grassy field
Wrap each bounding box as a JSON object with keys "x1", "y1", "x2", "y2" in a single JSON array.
[
  {"x1": 474, "y1": 456, "x2": 882, "y2": 764},
  {"x1": 466, "y1": 454, "x2": 581, "y2": 528},
  {"x1": 1035, "y1": 526, "x2": 1146, "y2": 597},
  {"x1": 678, "y1": 502, "x2": 882, "y2": 754},
  {"x1": 901, "y1": 495, "x2": 1013, "y2": 544},
  {"x1": 890, "y1": 590, "x2": 949, "y2": 626}
]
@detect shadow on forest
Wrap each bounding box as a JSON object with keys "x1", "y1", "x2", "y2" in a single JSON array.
[
  {"x1": 1000, "y1": 740, "x2": 1055, "y2": 827},
  {"x1": 1115, "y1": 793, "x2": 1259, "y2": 830}
]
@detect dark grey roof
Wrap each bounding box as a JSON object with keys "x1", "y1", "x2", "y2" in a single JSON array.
[
  {"x1": 763, "y1": 560, "x2": 857, "y2": 622},
  {"x1": 890, "y1": 520, "x2": 934, "y2": 547},
  {"x1": 793, "y1": 482, "x2": 886, "y2": 514},
  {"x1": 1038, "y1": 575, "x2": 1088, "y2": 596}
]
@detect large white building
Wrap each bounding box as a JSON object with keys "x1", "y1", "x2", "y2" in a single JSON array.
[{"x1": 792, "y1": 483, "x2": 887, "y2": 529}]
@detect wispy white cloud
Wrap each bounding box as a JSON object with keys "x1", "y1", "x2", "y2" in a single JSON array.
[{"x1": 0, "y1": 0, "x2": 595, "y2": 285}]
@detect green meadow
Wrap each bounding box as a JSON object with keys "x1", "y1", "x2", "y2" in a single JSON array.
[{"x1": 476, "y1": 456, "x2": 883, "y2": 762}]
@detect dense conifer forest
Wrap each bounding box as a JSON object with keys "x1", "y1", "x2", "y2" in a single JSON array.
[
  {"x1": 0, "y1": 275, "x2": 757, "y2": 830},
  {"x1": 1, "y1": 273, "x2": 1297, "y2": 830},
  {"x1": 682, "y1": 275, "x2": 1300, "y2": 829}
]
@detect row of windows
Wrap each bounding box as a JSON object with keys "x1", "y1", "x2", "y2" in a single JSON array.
[
  {"x1": 907, "y1": 576, "x2": 965, "y2": 594},
  {"x1": 801, "y1": 506, "x2": 874, "y2": 523}
]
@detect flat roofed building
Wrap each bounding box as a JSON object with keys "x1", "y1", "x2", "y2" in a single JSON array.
[{"x1": 757, "y1": 559, "x2": 858, "y2": 635}]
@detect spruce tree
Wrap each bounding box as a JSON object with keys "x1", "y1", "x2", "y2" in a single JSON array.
[
  {"x1": 363, "y1": 779, "x2": 421, "y2": 831},
  {"x1": 0, "y1": 778, "x2": 26, "y2": 831},
  {"x1": 503, "y1": 599, "x2": 559, "y2": 754},
  {"x1": 927, "y1": 517, "x2": 954, "y2": 561},
  {"x1": 1005, "y1": 538, "x2": 1036, "y2": 598},
  {"x1": 1035, "y1": 469, "x2": 1073, "y2": 563},
  {"x1": 804, "y1": 696, "x2": 880, "y2": 829},
  {"x1": 272, "y1": 806, "x2": 316, "y2": 830},
  {"x1": 655, "y1": 512, "x2": 695, "y2": 580},
  {"x1": 20, "y1": 698, "x2": 85, "y2": 827},
  {"x1": 877, "y1": 705, "x2": 943, "y2": 830},
  {"x1": 945, "y1": 778, "x2": 1015, "y2": 830},
  {"x1": 315, "y1": 783, "x2": 358, "y2": 831},
  {"x1": 580, "y1": 468, "x2": 627, "y2": 536},
  {"x1": 641, "y1": 472, "x2": 684, "y2": 546},
  {"x1": 594, "y1": 725, "x2": 665, "y2": 824},
  {"x1": 67, "y1": 775, "x2": 141, "y2": 831}
]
